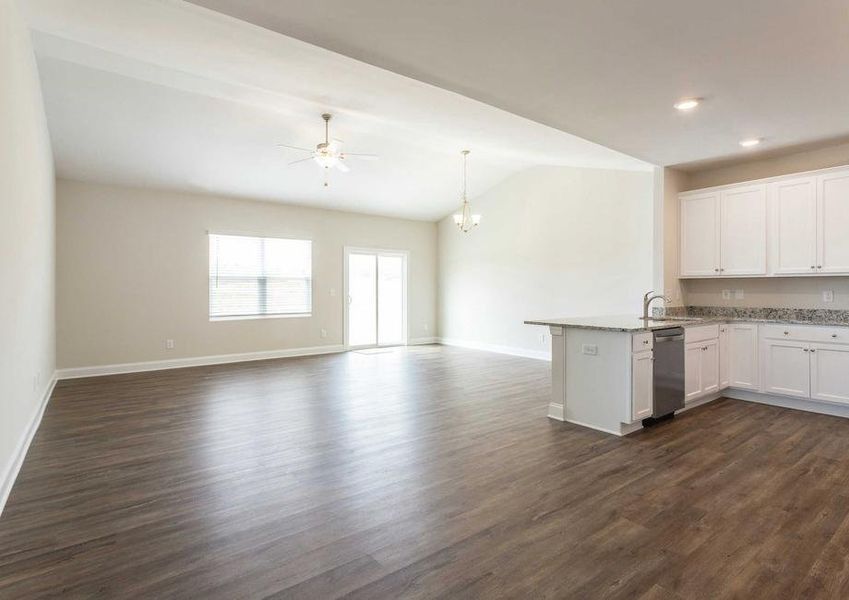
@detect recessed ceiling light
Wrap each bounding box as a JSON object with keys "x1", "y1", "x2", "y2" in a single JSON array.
[
  {"x1": 739, "y1": 138, "x2": 762, "y2": 148},
  {"x1": 673, "y1": 98, "x2": 700, "y2": 111}
]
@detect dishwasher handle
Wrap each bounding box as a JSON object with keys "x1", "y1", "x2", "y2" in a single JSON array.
[{"x1": 655, "y1": 334, "x2": 684, "y2": 343}]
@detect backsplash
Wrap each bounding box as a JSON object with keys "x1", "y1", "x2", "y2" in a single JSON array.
[{"x1": 659, "y1": 305, "x2": 849, "y2": 325}]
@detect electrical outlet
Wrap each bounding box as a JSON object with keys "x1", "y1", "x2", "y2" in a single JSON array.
[
  {"x1": 329, "y1": 288, "x2": 336, "y2": 297},
  {"x1": 165, "y1": 339, "x2": 175, "y2": 349},
  {"x1": 823, "y1": 290, "x2": 834, "y2": 303},
  {"x1": 581, "y1": 344, "x2": 598, "y2": 356},
  {"x1": 320, "y1": 328, "x2": 327, "y2": 338},
  {"x1": 722, "y1": 289, "x2": 731, "y2": 300},
  {"x1": 734, "y1": 289, "x2": 745, "y2": 300},
  {"x1": 423, "y1": 324, "x2": 429, "y2": 333}
]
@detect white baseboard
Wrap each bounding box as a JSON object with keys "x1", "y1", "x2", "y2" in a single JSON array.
[
  {"x1": 1, "y1": 374, "x2": 57, "y2": 517},
  {"x1": 437, "y1": 337, "x2": 551, "y2": 361},
  {"x1": 548, "y1": 402, "x2": 565, "y2": 420},
  {"x1": 408, "y1": 337, "x2": 438, "y2": 345},
  {"x1": 56, "y1": 344, "x2": 346, "y2": 379},
  {"x1": 724, "y1": 388, "x2": 849, "y2": 419}
]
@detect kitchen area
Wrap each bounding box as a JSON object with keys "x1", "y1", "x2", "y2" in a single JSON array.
[{"x1": 527, "y1": 162, "x2": 849, "y2": 436}]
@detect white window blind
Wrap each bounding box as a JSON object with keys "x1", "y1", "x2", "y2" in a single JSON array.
[{"x1": 209, "y1": 234, "x2": 312, "y2": 319}]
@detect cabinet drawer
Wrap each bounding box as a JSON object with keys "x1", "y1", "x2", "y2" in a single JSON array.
[
  {"x1": 685, "y1": 324, "x2": 719, "y2": 343},
  {"x1": 632, "y1": 332, "x2": 653, "y2": 352},
  {"x1": 760, "y1": 324, "x2": 849, "y2": 344}
]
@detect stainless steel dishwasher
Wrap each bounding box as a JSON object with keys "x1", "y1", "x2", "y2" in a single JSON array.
[{"x1": 652, "y1": 327, "x2": 685, "y2": 418}]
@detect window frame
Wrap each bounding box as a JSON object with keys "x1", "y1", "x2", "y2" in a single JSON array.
[{"x1": 208, "y1": 233, "x2": 313, "y2": 322}]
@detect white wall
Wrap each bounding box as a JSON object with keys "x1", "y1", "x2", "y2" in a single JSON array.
[
  {"x1": 0, "y1": 0, "x2": 55, "y2": 505},
  {"x1": 56, "y1": 179, "x2": 437, "y2": 370},
  {"x1": 438, "y1": 166, "x2": 654, "y2": 358}
]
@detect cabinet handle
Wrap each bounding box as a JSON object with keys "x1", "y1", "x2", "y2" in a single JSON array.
[
  {"x1": 818, "y1": 265, "x2": 823, "y2": 269},
  {"x1": 804, "y1": 348, "x2": 809, "y2": 352},
  {"x1": 811, "y1": 266, "x2": 816, "y2": 269},
  {"x1": 784, "y1": 331, "x2": 789, "y2": 335},
  {"x1": 832, "y1": 334, "x2": 838, "y2": 339},
  {"x1": 811, "y1": 349, "x2": 817, "y2": 353},
  {"x1": 714, "y1": 268, "x2": 719, "y2": 273}
]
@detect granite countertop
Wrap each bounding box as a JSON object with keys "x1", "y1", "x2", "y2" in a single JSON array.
[
  {"x1": 523, "y1": 315, "x2": 698, "y2": 332},
  {"x1": 525, "y1": 309, "x2": 849, "y2": 332}
]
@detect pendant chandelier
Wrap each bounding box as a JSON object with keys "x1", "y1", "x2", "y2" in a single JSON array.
[{"x1": 452, "y1": 150, "x2": 481, "y2": 232}]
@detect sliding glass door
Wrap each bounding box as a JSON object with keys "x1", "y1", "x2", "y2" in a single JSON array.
[{"x1": 345, "y1": 248, "x2": 407, "y2": 348}]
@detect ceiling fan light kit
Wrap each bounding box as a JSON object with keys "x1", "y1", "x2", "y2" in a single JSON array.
[
  {"x1": 278, "y1": 113, "x2": 377, "y2": 186},
  {"x1": 452, "y1": 150, "x2": 481, "y2": 233}
]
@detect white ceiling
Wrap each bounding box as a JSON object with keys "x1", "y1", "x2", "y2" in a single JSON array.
[
  {"x1": 24, "y1": 0, "x2": 649, "y2": 221},
  {"x1": 186, "y1": 0, "x2": 849, "y2": 169}
]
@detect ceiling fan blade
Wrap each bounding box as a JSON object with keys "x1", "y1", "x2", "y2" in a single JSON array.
[
  {"x1": 343, "y1": 153, "x2": 379, "y2": 161},
  {"x1": 335, "y1": 161, "x2": 351, "y2": 173},
  {"x1": 287, "y1": 156, "x2": 314, "y2": 166},
  {"x1": 277, "y1": 143, "x2": 314, "y2": 153}
]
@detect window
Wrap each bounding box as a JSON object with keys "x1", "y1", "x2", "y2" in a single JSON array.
[{"x1": 209, "y1": 234, "x2": 312, "y2": 319}]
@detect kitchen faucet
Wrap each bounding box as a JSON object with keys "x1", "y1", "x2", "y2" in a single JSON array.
[{"x1": 642, "y1": 290, "x2": 670, "y2": 320}]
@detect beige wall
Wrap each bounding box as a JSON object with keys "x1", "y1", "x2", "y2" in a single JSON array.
[
  {"x1": 438, "y1": 165, "x2": 654, "y2": 358},
  {"x1": 0, "y1": 0, "x2": 55, "y2": 502},
  {"x1": 675, "y1": 142, "x2": 849, "y2": 309},
  {"x1": 662, "y1": 167, "x2": 687, "y2": 306},
  {"x1": 56, "y1": 180, "x2": 437, "y2": 369}
]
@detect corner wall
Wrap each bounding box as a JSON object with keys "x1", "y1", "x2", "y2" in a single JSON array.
[
  {"x1": 438, "y1": 165, "x2": 655, "y2": 358},
  {"x1": 0, "y1": 0, "x2": 56, "y2": 509}
]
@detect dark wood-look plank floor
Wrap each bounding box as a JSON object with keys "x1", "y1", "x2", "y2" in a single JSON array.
[{"x1": 3, "y1": 346, "x2": 849, "y2": 598}]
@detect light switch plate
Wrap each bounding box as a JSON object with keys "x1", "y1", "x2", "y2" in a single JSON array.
[
  {"x1": 581, "y1": 344, "x2": 598, "y2": 356},
  {"x1": 734, "y1": 289, "x2": 745, "y2": 300},
  {"x1": 722, "y1": 290, "x2": 731, "y2": 300},
  {"x1": 823, "y1": 290, "x2": 834, "y2": 303}
]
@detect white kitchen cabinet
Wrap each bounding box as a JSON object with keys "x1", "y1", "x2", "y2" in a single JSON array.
[
  {"x1": 631, "y1": 350, "x2": 654, "y2": 421},
  {"x1": 680, "y1": 192, "x2": 720, "y2": 277},
  {"x1": 770, "y1": 176, "x2": 817, "y2": 275},
  {"x1": 728, "y1": 323, "x2": 759, "y2": 390},
  {"x1": 810, "y1": 343, "x2": 849, "y2": 404},
  {"x1": 720, "y1": 185, "x2": 767, "y2": 276},
  {"x1": 685, "y1": 338, "x2": 719, "y2": 400},
  {"x1": 701, "y1": 339, "x2": 720, "y2": 395},
  {"x1": 719, "y1": 325, "x2": 730, "y2": 389},
  {"x1": 761, "y1": 340, "x2": 810, "y2": 399},
  {"x1": 817, "y1": 170, "x2": 849, "y2": 274}
]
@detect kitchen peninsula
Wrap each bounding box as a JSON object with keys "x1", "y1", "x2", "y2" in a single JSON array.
[{"x1": 527, "y1": 310, "x2": 849, "y2": 437}]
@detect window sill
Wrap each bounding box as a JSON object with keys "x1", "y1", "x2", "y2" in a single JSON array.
[{"x1": 210, "y1": 313, "x2": 312, "y2": 322}]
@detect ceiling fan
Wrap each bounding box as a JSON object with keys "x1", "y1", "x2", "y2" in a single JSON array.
[{"x1": 277, "y1": 113, "x2": 378, "y2": 186}]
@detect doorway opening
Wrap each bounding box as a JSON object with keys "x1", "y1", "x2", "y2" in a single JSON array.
[{"x1": 344, "y1": 247, "x2": 408, "y2": 349}]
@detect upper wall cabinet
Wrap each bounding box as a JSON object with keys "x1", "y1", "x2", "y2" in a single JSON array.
[
  {"x1": 818, "y1": 171, "x2": 849, "y2": 274},
  {"x1": 679, "y1": 186, "x2": 766, "y2": 277},
  {"x1": 680, "y1": 192, "x2": 720, "y2": 277},
  {"x1": 769, "y1": 176, "x2": 817, "y2": 275},
  {"x1": 681, "y1": 165, "x2": 849, "y2": 279}
]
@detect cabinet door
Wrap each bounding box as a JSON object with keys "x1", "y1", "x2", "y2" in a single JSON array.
[
  {"x1": 810, "y1": 344, "x2": 849, "y2": 404},
  {"x1": 631, "y1": 351, "x2": 654, "y2": 421},
  {"x1": 685, "y1": 342, "x2": 703, "y2": 401},
  {"x1": 720, "y1": 185, "x2": 767, "y2": 276},
  {"x1": 817, "y1": 171, "x2": 849, "y2": 274},
  {"x1": 719, "y1": 326, "x2": 730, "y2": 389},
  {"x1": 762, "y1": 341, "x2": 810, "y2": 398},
  {"x1": 701, "y1": 339, "x2": 720, "y2": 395},
  {"x1": 728, "y1": 324, "x2": 759, "y2": 390},
  {"x1": 770, "y1": 177, "x2": 817, "y2": 275},
  {"x1": 680, "y1": 192, "x2": 720, "y2": 277}
]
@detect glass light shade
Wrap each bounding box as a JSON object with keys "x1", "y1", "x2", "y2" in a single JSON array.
[
  {"x1": 452, "y1": 213, "x2": 463, "y2": 225},
  {"x1": 471, "y1": 214, "x2": 481, "y2": 225}
]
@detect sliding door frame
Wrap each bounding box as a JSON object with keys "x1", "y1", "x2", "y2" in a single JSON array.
[{"x1": 343, "y1": 246, "x2": 409, "y2": 350}]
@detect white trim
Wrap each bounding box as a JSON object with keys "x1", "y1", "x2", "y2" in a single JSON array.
[
  {"x1": 1, "y1": 374, "x2": 57, "y2": 517},
  {"x1": 679, "y1": 390, "x2": 723, "y2": 413},
  {"x1": 548, "y1": 402, "x2": 565, "y2": 420},
  {"x1": 408, "y1": 337, "x2": 438, "y2": 345},
  {"x1": 724, "y1": 387, "x2": 849, "y2": 419},
  {"x1": 438, "y1": 337, "x2": 551, "y2": 361},
  {"x1": 56, "y1": 345, "x2": 345, "y2": 379}
]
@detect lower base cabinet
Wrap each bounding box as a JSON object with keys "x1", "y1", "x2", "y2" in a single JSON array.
[
  {"x1": 685, "y1": 339, "x2": 719, "y2": 400},
  {"x1": 631, "y1": 350, "x2": 653, "y2": 421},
  {"x1": 809, "y1": 343, "x2": 849, "y2": 404}
]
